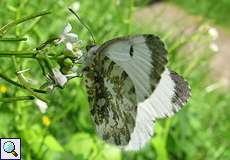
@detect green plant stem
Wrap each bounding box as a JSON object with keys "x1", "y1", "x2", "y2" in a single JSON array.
[
  {"x1": 0, "y1": 51, "x2": 57, "y2": 59},
  {"x1": 0, "y1": 96, "x2": 34, "y2": 103},
  {"x1": 0, "y1": 11, "x2": 51, "y2": 36},
  {"x1": 36, "y1": 58, "x2": 47, "y2": 76},
  {"x1": 0, "y1": 37, "x2": 27, "y2": 41},
  {"x1": 0, "y1": 73, "x2": 47, "y2": 94},
  {"x1": 0, "y1": 50, "x2": 36, "y2": 57},
  {"x1": 128, "y1": 0, "x2": 134, "y2": 34},
  {"x1": 17, "y1": 73, "x2": 47, "y2": 102},
  {"x1": 163, "y1": 119, "x2": 172, "y2": 147},
  {"x1": 36, "y1": 37, "x2": 59, "y2": 50},
  {"x1": 43, "y1": 54, "x2": 55, "y2": 72}
]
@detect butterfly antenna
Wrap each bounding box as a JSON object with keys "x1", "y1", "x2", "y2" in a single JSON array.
[{"x1": 68, "y1": 8, "x2": 96, "y2": 44}]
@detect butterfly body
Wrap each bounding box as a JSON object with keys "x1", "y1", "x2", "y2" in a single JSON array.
[{"x1": 83, "y1": 34, "x2": 191, "y2": 150}]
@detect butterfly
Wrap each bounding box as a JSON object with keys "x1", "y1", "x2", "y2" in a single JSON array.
[{"x1": 82, "y1": 34, "x2": 191, "y2": 151}]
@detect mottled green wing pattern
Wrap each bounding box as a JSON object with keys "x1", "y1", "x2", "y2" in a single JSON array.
[
  {"x1": 83, "y1": 48, "x2": 137, "y2": 146},
  {"x1": 83, "y1": 34, "x2": 190, "y2": 151}
]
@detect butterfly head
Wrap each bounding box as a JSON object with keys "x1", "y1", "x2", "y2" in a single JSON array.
[
  {"x1": 86, "y1": 44, "x2": 97, "y2": 52},
  {"x1": 85, "y1": 42, "x2": 99, "y2": 57}
]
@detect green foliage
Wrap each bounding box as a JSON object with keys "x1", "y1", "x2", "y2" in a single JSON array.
[
  {"x1": 0, "y1": 0, "x2": 230, "y2": 160},
  {"x1": 169, "y1": 0, "x2": 230, "y2": 27}
]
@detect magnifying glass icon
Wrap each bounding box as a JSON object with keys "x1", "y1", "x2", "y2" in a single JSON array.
[{"x1": 3, "y1": 141, "x2": 18, "y2": 157}]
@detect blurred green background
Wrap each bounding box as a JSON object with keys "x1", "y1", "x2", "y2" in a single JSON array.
[{"x1": 0, "y1": 0, "x2": 230, "y2": 159}]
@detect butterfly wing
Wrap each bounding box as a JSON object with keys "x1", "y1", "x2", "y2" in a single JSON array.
[
  {"x1": 126, "y1": 68, "x2": 191, "y2": 150},
  {"x1": 83, "y1": 47, "x2": 138, "y2": 146},
  {"x1": 83, "y1": 34, "x2": 191, "y2": 150},
  {"x1": 97, "y1": 35, "x2": 168, "y2": 102}
]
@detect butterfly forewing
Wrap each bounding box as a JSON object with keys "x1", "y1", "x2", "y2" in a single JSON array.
[{"x1": 97, "y1": 35, "x2": 168, "y2": 102}]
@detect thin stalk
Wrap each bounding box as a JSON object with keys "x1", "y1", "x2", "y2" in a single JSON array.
[
  {"x1": 128, "y1": 0, "x2": 134, "y2": 34},
  {"x1": 0, "y1": 96, "x2": 34, "y2": 103},
  {"x1": 17, "y1": 73, "x2": 47, "y2": 103},
  {"x1": 0, "y1": 51, "x2": 56, "y2": 58},
  {"x1": 0, "y1": 11, "x2": 51, "y2": 36},
  {"x1": 0, "y1": 73, "x2": 47, "y2": 94},
  {"x1": 36, "y1": 58, "x2": 47, "y2": 76},
  {"x1": 0, "y1": 37, "x2": 27, "y2": 41},
  {"x1": 0, "y1": 51, "x2": 36, "y2": 57},
  {"x1": 0, "y1": 56, "x2": 35, "y2": 58},
  {"x1": 0, "y1": 55, "x2": 35, "y2": 58},
  {"x1": 184, "y1": 53, "x2": 208, "y2": 77},
  {"x1": 36, "y1": 37, "x2": 59, "y2": 51},
  {"x1": 21, "y1": 18, "x2": 41, "y2": 36},
  {"x1": 163, "y1": 119, "x2": 172, "y2": 147},
  {"x1": 43, "y1": 54, "x2": 54, "y2": 73}
]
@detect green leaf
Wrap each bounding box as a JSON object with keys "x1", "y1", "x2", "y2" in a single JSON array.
[
  {"x1": 44, "y1": 135, "x2": 64, "y2": 152},
  {"x1": 65, "y1": 133, "x2": 94, "y2": 157}
]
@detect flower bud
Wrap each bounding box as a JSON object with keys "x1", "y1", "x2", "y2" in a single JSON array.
[
  {"x1": 63, "y1": 58, "x2": 73, "y2": 67},
  {"x1": 61, "y1": 66, "x2": 71, "y2": 75}
]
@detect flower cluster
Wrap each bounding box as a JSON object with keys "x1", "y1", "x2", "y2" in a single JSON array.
[
  {"x1": 53, "y1": 23, "x2": 83, "y2": 83},
  {"x1": 198, "y1": 24, "x2": 219, "y2": 53},
  {"x1": 0, "y1": 10, "x2": 84, "y2": 114},
  {"x1": 208, "y1": 27, "x2": 219, "y2": 53},
  {"x1": 35, "y1": 23, "x2": 84, "y2": 113}
]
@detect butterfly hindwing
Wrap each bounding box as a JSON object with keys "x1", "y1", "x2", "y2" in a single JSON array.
[{"x1": 83, "y1": 48, "x2": 137, "y2": 146}]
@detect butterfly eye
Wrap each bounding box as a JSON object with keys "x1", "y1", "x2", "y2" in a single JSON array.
[{"x1": 86, "y1": 44, "x2": 96, "y2": 51}]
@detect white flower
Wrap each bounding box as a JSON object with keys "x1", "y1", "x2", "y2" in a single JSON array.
[
  {"x1": 66, "y1": 42, "x2": 73, "y2": 51},
  {"x1": 56, "y1": 23, "x2": 78, "y2": 44},
  {"x1": 65, "y1": 41, "x2": 83, "y2": 59},
  {"x1": 70, "y1": 1, "x2": 80, "y2": 12},
  {"x1": 75, "y1": 50, "x2": 83, "y2": 58},
  {"x1": 209, "y1": 43, "x2": 219, "y2": 52},
  {"x1": 35, "y1": 99, "x2": 48, "y2": 114},
  {"x1": 52, "y1": 68, "x2": 68, "y2": 87},
  {"x1": 208, "y1": 27, "x2": 219, "y2": 40}
]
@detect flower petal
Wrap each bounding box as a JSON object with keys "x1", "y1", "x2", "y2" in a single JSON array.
[
  {"x1": 35, "y1": 99, "x2": 48, "y2": 114},
  {"x1": 210, "y1": 43, "x2": 219, "y2": 52},
  {"x1": 52, "y1": 68, "x2": 67, "y2": 87},
  {"x1": 208, "y1": 27, "x2": 218, "y2": 40},
  {"x1": 75, "y1": 50, "x2": 83, "y2": 58},
  {"x1": 64, "y1": 23, "x2": 72, "y2": 34},
  {"x1": 70, "y1": 2, "x2": 80, "y2": 12},
  {"x1": 65, "y1": 33, "x2": 78, "y2": 43},
  {"x1": 66, "y1": 42, "x2": 73, "y2": 51},
  {"x1": 55, "y1": 37, "x2": 65, "y2": 45}
]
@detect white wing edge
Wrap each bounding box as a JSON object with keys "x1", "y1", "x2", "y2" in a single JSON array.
[{"x1": 124, "y1": 68, "x2": 190, "y2": 151}]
